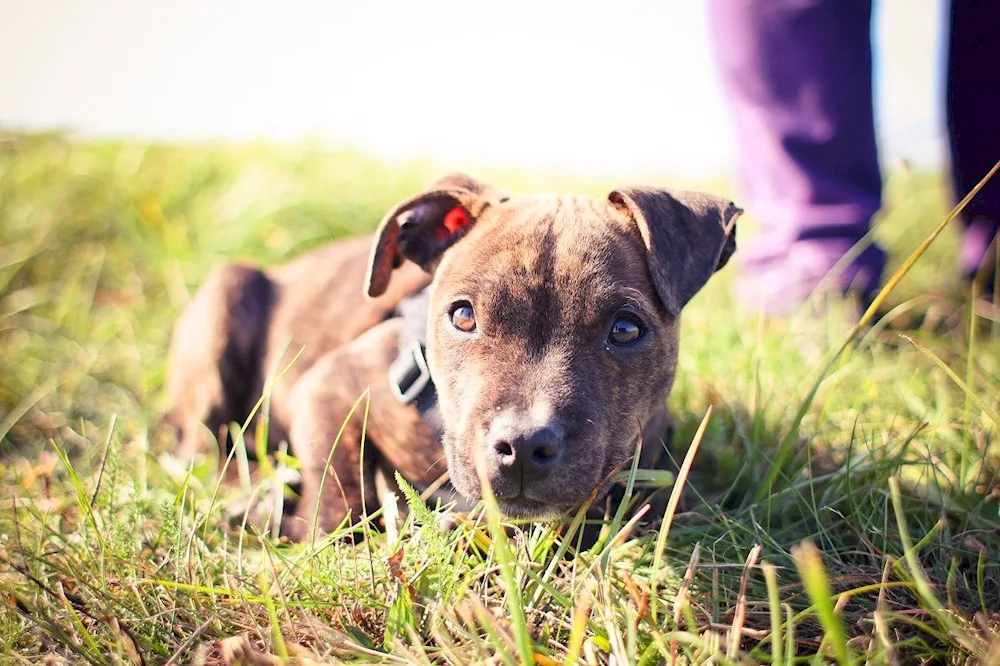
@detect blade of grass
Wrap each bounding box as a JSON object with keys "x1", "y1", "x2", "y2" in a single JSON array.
[
  {"x1": 651, "y1": 406, "x2": 712, "y2": 622},
  {"x1": 257, "y1": 571, "x2": 288, "y2": 660},
  {"x1": 762, "y1": 562, "x2": 783, "y2": 666},
  {"x1": 50, "y1": 440, "x2": 105, "y2": 554},
  {"x1": 727, "y1": 544, "x2": 761, "y2": 660},
  {"x1": 88, "y1": 414, "x2": 117, "y2": 507},
  {"x1": 563, "y1": 589, "x2": 594, "y2": 666},
  {"x1": 790, "y1": 540, "x2": 851, "y2": 666},
  {"x1": 903, "y1": 335, "x2": 1000, "y2": 430},
  {"x1": 888, "y1": 476, "x2": 984, "y2": 657}
]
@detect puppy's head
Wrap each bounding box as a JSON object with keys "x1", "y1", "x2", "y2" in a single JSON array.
[{"x1": 368, "y1": 174, "x2": 740, "y2": 518}]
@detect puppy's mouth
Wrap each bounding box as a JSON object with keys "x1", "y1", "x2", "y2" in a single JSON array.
[
  {"x1": 488, "y1": 473, "x2": 599, "y2": 520},
  {"x1": 494, "y1": 494, "x2": 570, "y2": 520}
]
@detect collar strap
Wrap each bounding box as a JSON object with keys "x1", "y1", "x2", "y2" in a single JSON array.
[
  {"x1": 389, "y1": 340, "x2": 433, "y2": 405},
  {"x1": 388, "y1": 288, "x2": 444, "y2": 439}
]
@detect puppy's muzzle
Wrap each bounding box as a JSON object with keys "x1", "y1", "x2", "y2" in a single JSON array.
[{"x1": 485, "y1": 418, "x2": 565, "y2": 491}]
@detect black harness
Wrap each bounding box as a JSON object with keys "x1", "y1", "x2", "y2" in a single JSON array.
[{"x1": 387, "y1": 288, "x2": 444, "y2": 438}]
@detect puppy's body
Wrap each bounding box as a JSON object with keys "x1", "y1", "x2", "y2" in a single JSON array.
[
  {"x1": 167, "y1": 239, "x2": 442, "y2": 537},
  {"x1": 167, "y1": 174, "x2": 739, "y2": 540}
]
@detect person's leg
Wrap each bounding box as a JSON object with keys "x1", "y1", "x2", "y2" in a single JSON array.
[
  {"x1": 707, "y1": 0, "x2": 886, "y2": 312},
  {"x1": 947, "y1": 0, "x2": 1000, "y2": 297}
]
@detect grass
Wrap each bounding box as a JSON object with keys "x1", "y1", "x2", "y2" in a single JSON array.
[{"x1": 0, "y1": 131, "x2": 998, "y2": 664}]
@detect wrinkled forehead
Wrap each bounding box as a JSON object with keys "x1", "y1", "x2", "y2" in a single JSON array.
[{"x1": 434, "y1": 195, "x2": 658, "y2": 313}]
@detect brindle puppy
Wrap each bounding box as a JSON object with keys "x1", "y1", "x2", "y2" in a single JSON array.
[{"x1": 166, "y1": 173, "x2": 739, "y2": 539}]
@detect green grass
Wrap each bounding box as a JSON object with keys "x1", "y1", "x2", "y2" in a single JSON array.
[{"x1": 1, "y1": 131, "x2": 998, "y2": 664}]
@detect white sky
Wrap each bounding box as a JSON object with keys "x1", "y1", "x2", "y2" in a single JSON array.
[{"x1": 0, "y1": 0, "x2": 945, "y2": 178}]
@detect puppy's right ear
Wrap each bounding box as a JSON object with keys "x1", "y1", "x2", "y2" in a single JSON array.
[
  {"x1": 609, "y1": 187, "x2": 740, "y2": 316},
  {"x1": 365, "y1": 173, "x2": 508, "y2": 298}
]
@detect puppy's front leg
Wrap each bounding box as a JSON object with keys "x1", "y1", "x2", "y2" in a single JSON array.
[
  {"x1": 284, "y1": 356, "x2": 376, "y2": 542},
  {"x1": 281, "y1": 320, "x2": 447, "y2": 541}
]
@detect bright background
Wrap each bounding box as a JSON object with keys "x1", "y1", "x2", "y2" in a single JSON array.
[{"x1": 1, "y1": 0, "x2": 945, "y2": 178}]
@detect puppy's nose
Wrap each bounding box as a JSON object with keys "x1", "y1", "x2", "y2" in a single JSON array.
[{"x1": 487, "y1": 422, "x2": 564, "y2": 481}]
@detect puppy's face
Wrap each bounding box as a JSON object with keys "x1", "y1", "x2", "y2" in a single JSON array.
[
  {"x1": 366, "y1": 174, "x2": 739, "y2": 518},
  {"x1": 427, "y1": 197, "x2": 678, "y2": 517}
]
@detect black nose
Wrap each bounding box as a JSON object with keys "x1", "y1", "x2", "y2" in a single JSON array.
[{"x1": 487, "y1": 422, "x2": 564, "y2": 481}]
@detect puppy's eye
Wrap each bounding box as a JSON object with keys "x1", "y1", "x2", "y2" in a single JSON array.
[
  {"x1": 450, "y1": 302, "x2": 477, "y2": 333},
  {"x1": 608, "y1": 314, "x2": 644, "y2": 346}
]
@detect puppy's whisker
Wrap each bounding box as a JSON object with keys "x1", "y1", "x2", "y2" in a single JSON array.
[{"x1": 425, "y1": 454, "x2": 449, "y2": 474}]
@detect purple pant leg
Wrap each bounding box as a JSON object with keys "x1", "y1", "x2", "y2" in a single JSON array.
[
  {"x1": 708, "y1": 0, "x2": 886, "y2": 310},
  {"x1": 948, "y1": 0, "x2": 1000, "y2": 290}
]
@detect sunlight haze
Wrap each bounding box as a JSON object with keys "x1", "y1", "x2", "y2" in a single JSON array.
[{"x1": 0, "y1": 0, "x2": 945, "y2": 177}]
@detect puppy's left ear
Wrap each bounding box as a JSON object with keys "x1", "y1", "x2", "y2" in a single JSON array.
[
  {"x1": 366, "y1": 173, "x2": 508, "y2": 298},
  {"x1": 609, "y1": 187, "x2": 741, "y2": 316}
]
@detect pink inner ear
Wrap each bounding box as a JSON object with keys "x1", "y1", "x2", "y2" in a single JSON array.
[{"x1": 442, "y1": 206, "x2": 471, "y2": 234}]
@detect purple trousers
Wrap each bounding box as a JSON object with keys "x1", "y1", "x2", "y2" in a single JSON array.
[{"x1": 708, "y1": 0, "x2": 1000, "y2": 309}]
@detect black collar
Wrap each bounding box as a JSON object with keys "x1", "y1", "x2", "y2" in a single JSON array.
[{"x1": 388, "y1": 288, "x2": 444, "y2": 439}]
